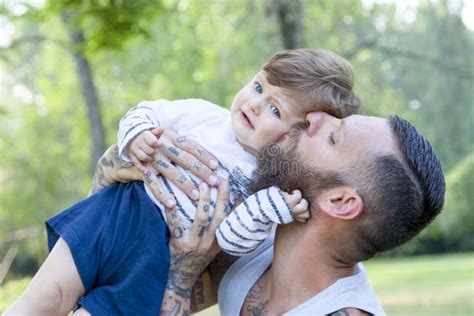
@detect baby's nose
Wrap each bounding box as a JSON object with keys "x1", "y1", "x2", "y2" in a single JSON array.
[{"x1": 249, "y1": 100, "x2": 262, "y2": 115}]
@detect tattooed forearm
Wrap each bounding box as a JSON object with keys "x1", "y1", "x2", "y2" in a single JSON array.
[
  {"x1": 161, "y1": 251, "x2": 214, "y2": 315},
  {"x1": 168, "y1": 251, "x2": 213, "y2": 289},
  {"x1": 88, "y1": 145, "x2": 134, "y2": 196},
  {"x1": 89, "y1": 164, "x2": 109, "y2": 196},
  {"x1": 191, "y1": 278, "x2": 206, "y2": 308},
  {"x1": 160, "y1": 294, "x2": 190, "y2": 316},
  {"x1": 166, "y1": 278, "x2": 192, "y2": 299}
]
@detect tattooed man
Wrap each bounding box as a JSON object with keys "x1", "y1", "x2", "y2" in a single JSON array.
[{"x1": 159, "y1": 112, "x2": 445, "y2": 315}]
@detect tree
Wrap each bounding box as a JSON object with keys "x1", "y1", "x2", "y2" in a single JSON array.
[
  {"x1": 266, "y1": 0, "x2": 304, "y2": 49},
  {"x1": 62, "y1": 11, "x2": 105, "y2": 170}
]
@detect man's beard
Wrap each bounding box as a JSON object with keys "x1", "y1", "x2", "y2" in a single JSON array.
[{"x1": 253, "y1": 122, "x2": 346, "y2": 202}]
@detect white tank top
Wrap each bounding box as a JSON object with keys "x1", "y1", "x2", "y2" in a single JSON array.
[{"x1": 218, "y1": 236, "x2": 386, "y2": 315}]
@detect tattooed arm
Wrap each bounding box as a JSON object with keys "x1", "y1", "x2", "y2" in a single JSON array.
[
  {"x1": 160, "y1": 181, "x2": 230, "y2": 315},
  {"x1": 186, "y1": 252, "x2": 239, "y2": 313}
]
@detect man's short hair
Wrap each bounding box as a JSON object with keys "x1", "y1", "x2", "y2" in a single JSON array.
[
  {"x1": 346, "y1": 116, "x2": 445, "y2": 262},
  {"x1": 263, "y1": 48, "x2": 362, "y2": 118}
]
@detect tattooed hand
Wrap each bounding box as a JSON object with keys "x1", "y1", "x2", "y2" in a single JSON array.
[
  {"x1": 88, "y1": 145, "x2": 141, "y2": 196},
  {"x1": 160, "y1": 180, "x2": 230, "y2": 316},
  {"x1": 140, "y1": 128, "x2": 221, "y2": 207}
]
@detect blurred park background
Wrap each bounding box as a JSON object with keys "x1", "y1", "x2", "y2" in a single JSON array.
[{"x1": 0, "y1": 0, "x2": 473, "y2": 314}]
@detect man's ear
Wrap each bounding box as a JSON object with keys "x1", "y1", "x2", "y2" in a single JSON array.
[{"x1": 316, "y1": 186, "x2": 363, "y2": 220}]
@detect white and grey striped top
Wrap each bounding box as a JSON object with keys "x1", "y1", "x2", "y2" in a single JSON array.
[{"x1": 118, "y1": 99, "x2": 292, "y2": 255}]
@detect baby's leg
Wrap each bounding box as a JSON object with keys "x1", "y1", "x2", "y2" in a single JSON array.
[{"x1": 4, "y1": 238, "x2": 85, "y2": 316}]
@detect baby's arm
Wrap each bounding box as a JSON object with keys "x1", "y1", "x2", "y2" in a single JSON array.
[
  {"x1": 118, "y1": 102, "x2": 163, "y2": 172},
  {"x1": 216, "y1": 186, "x2": 309, "y2": 256}
]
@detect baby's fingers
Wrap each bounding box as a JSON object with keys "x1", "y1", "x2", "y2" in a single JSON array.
[
  {"x1": 283, "y1": 189, "x2": 303, "y2": 208},
  {"x1": 142, "y1": 130, "x2": 161, "y2": 149},
  {"x1": 293, "y1": 198, "x2": 310, "y2": 223},
  {"x1": 130, "y1": 153, "x2": 147, "y2": 174}
]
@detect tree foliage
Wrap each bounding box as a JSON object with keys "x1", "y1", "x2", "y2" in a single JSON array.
[{"x1": 45, "y1": 0, "x2": 164, "y2": 52}]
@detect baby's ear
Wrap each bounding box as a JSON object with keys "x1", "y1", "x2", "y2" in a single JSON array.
[{"x1": 315, "y1": 186, "x2": 363, "y2": 220}]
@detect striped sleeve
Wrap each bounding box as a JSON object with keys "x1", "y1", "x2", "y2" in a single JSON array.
[
  {"x1": 117, "y1": 100, "x2": 163, "y2": 162},
  {"x1": 216, "y1": 186, "x2": 293, "y2": 256}
]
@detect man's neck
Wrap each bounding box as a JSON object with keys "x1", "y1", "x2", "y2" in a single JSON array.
[{"x1": 264, "y1": 222, "x2": 357, "y2": 313}]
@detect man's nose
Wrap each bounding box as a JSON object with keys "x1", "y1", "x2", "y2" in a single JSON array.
[{"x1": 305, "y1": 111, "x2": 333, "y2": 136}]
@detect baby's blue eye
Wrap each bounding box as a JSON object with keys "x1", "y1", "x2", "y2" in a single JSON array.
[
  {"x1": 255, "y1": 83, "x2": 263, "y2": 94},
  {"x1": 270, "y1": 105, "x2": 281, "y2": 118}
]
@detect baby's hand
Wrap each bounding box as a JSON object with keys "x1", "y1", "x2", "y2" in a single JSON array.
[
  {"x1": 283, "y1": 189, "x2": 310, "y2": 223},
  {"x1": 128, "y1": 129, "x2": 160, "y2": 172}
]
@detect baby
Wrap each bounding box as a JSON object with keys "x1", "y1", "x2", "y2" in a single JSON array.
[{"x1": 5, "y1": 49, "x2": 361, "y2": 316}]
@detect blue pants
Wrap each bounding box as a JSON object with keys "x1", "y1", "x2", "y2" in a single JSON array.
[{"x1": 46, "y1": 182, "x2": 170, "y2": 316}]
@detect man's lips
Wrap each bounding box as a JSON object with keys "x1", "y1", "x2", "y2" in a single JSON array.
[{"x1": 241, "y1": 111, "x2": 254, "y2": 129}]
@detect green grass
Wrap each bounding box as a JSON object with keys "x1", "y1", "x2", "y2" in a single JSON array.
[
  {"x1": 1, "y1": 253, "x2": 473, "y2": 315},
  {"x1": 364, "y1": 253, "x2": 474, "y2": 316}
]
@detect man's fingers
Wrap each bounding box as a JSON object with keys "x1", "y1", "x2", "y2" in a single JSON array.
[
  {"x1": 191, "y1": 183, "x2": 211, "y2": 238},
  {"x1": 149, "y1": 155, "x2": 200, "y2": 201},
  {"x1": 154, "y1": 130, "x2": 220, "y2": 186},
  {"x1": 209, "y1": 180, "x2": 230, "y2": 232},
  {"x1": 170, "y1": 133, "x2": 219, "y2": 170},
  {"x1": 164, "y1": 206, "x2": 185, "y2": 240},
  {"x1": 142, "y1": 169, "x2": 176, "y2": 208},
  {"x1": 161, "y1": 145, "x2": 219, "y2": 186}
]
